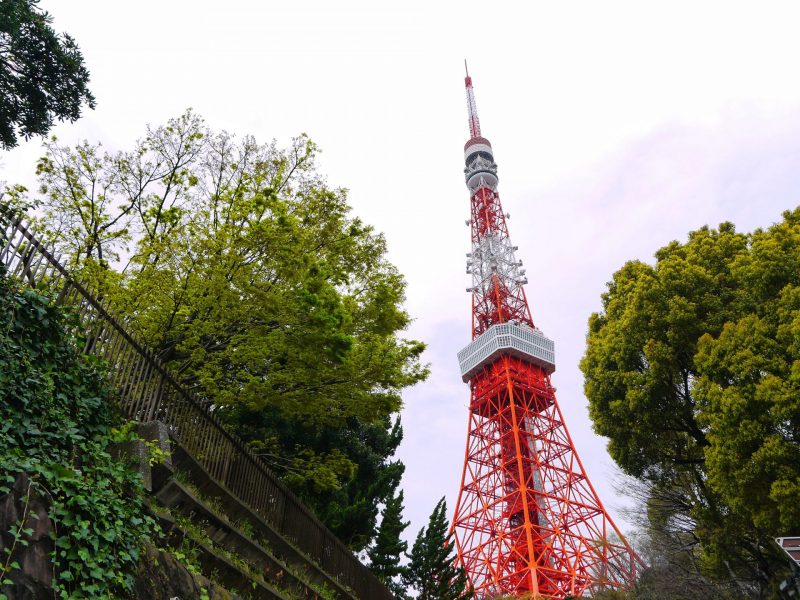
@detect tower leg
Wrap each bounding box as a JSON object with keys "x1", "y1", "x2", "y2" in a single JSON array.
[{"x1": 452, "y1": 357, "x2": 639, "y2": 598}]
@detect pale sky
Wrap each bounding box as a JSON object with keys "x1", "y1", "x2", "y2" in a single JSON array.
[{"x1": 5, "y1": 0, "x2": 800, "y2": 550}]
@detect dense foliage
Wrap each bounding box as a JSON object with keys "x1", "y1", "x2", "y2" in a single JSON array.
[
  {"x1": 0, "y1": 0, "x2": 94, "y2": 149},
  {"x1": 403, "y1": 497, "x2": 472, "y2": 600},
  {"x1": 581, "y1": 209, "x2": 800, "y2": 596},
  {"x1": 0, "y1": 266, "x2": 154, "y2": 598},
  {"x1": 25, "y1": 111, "x2": 427, "y2": 549}
]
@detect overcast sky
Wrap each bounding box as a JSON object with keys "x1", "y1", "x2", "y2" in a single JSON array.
[{"x1": 5, "y1": 0, "x2": 800, "y2": 549}]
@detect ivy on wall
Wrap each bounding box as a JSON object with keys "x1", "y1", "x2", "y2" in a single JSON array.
[{"x1": 0, "y1": 265, "x2": 156, "y2": 599}]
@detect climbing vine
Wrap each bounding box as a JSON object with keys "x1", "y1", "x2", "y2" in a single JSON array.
[{"x1": 0, "y1": 266, "x2": 156, "y2": 599}]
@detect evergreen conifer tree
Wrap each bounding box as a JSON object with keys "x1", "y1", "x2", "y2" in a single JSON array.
[
  {"x1": 404, "y1": 497, "x2": 473, "y2": 600},
  {"x1": 368, "y1": 489, "x2": 410, "y2": 597}
]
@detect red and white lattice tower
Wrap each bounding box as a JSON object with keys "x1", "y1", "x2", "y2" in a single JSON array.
[{"x1": 452, "y1": 65, "x2": 643, "y2": 598}]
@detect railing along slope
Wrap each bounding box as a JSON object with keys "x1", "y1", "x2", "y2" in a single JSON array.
[{"x1": 0, "y1": 210, "x2": 393, "y2": 600}]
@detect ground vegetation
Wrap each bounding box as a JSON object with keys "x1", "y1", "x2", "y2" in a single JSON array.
[{"x1": 0, "y1": 266, "x2": 154, "y2": 598}]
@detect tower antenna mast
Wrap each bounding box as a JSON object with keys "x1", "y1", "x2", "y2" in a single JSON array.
[{"x1": 464, "y1": 60, "x2": 481, "y2": 139}]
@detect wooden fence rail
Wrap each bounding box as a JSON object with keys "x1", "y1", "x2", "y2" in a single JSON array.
[{"x1": 0, "y1": 210, "x2": 393, "y2": 600}]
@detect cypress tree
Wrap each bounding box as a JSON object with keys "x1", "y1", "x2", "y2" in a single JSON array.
[
  {"x1": 404, "y1": 497, "x2": 473, "y2": 600},
  {"x1": 368, "y1": 489, "x2": 410, "y2": 597}
]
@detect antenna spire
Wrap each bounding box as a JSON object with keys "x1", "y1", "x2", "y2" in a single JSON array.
[{"x1": 464, "y1": 60, "x2": 481, "y2": 139}]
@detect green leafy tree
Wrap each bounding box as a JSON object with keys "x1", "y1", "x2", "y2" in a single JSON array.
[
  {"x1": 581, "y1": 209, "x2": 800, "y2": 596},
  {"x1": 0, "y1": 0, "x2": 95, "y2": 149},
  {"x1": 368, "y1": 488, "x2": 410, "y2": 597},
  {"x1": 34, "y1": 110, "x2": 205, "y2": 271},
  {"x1": 28, "y1": 111, "x2": 428, "y2": 550},
  {"x1": 404, "y1": 497, "x2": 472, "y2": 600}
]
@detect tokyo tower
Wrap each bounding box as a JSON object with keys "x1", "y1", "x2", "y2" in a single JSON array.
[{"x1": 451, "y1": 65, "x2": 642, "y2": 598}]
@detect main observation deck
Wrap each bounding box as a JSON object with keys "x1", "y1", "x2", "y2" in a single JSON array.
[{"x1": 457, "y1": 322, "x2": 556, "y2": 383}]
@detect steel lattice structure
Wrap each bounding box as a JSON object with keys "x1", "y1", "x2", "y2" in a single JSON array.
[{"x1": 452, "y1": 66, "x2": 643, "y2": 599}]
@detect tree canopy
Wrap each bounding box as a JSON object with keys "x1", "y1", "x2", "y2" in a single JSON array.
[
  {"x1": 581, "y1": 209, "x2": 800, "y2": 595},
  {"x1": 23, "y1": 110, "x2": 427, "y2": 550},
  {"x1": 0, "y1": 0, "x2": 95, "y2": 149}
]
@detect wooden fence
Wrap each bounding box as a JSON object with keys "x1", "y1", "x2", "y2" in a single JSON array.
[{"x1": 0, "y1": 210, "x2": 393, "y2": 600}]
